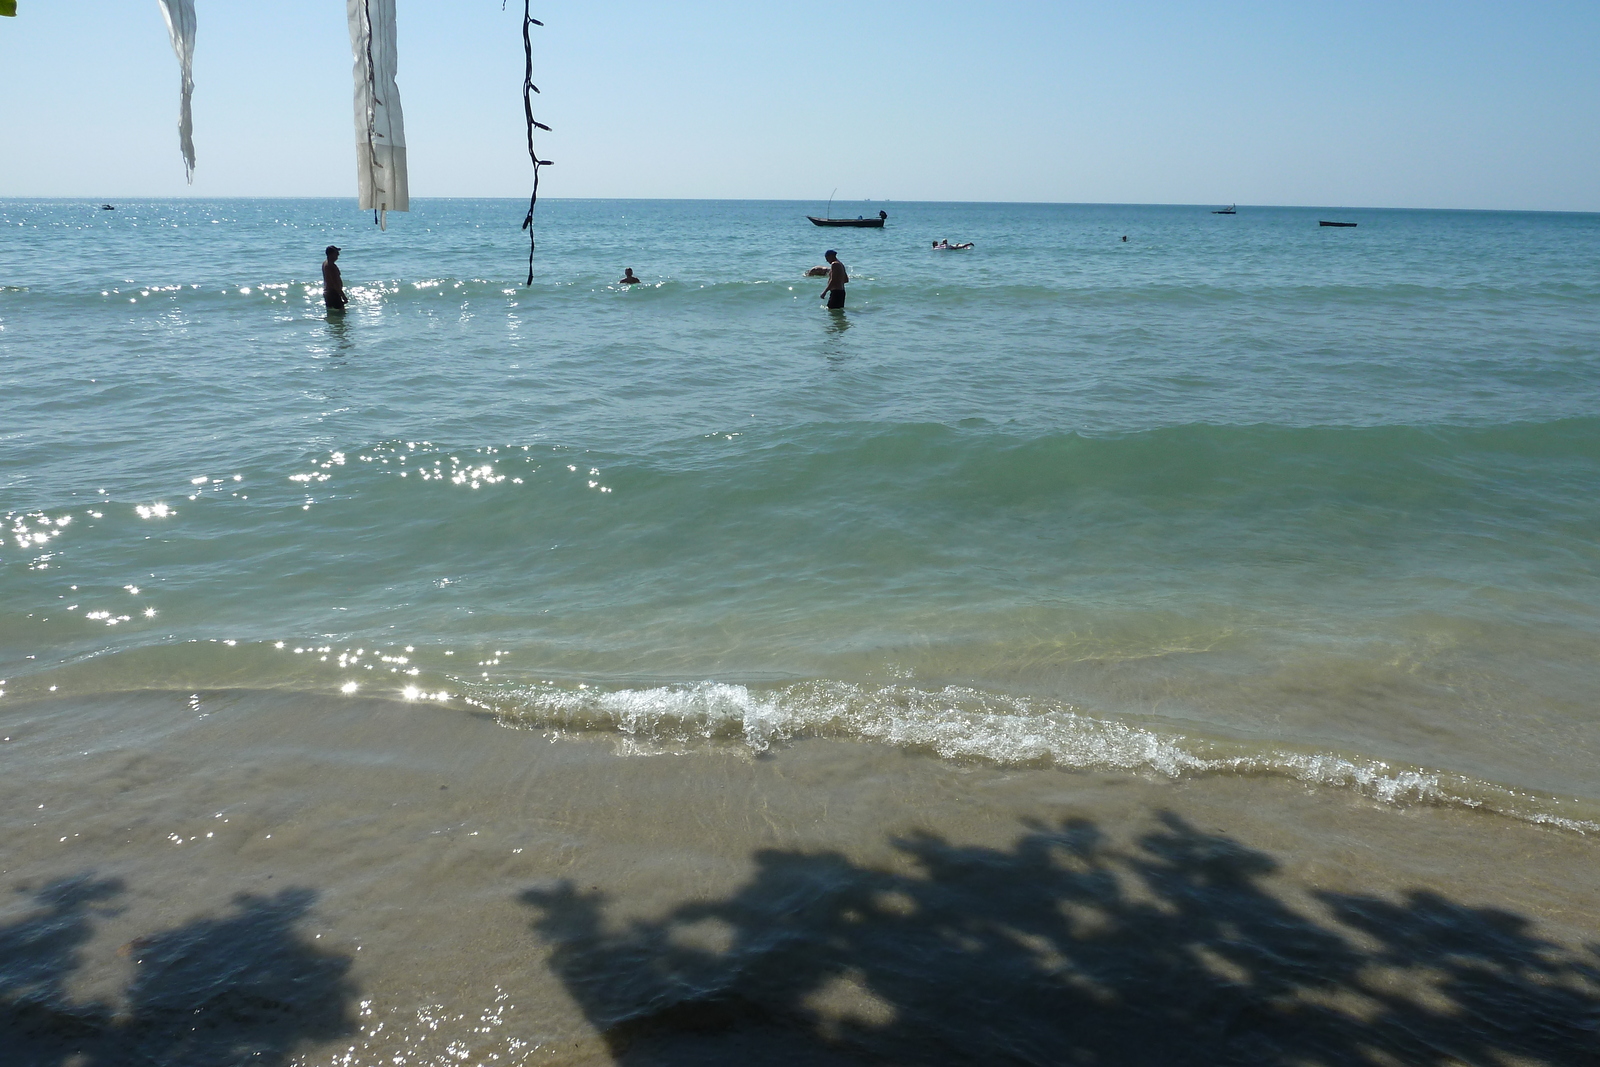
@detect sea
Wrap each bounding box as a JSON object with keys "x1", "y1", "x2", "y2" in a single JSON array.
[{"x1": 2, "y1": 198, "x2": 1598, "y2": 1064}]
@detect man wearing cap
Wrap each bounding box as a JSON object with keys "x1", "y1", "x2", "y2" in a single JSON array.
[
  {"x1": 820, "y1": 250, "x2": 848, "y2": 310},
  {"x1": 322, "y1": 245, "x2": 347, "y2": 311}
]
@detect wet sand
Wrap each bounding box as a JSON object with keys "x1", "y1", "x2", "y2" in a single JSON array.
[{"x1": 2, "y1": 689, "x2": 1597, "y2": 1065}]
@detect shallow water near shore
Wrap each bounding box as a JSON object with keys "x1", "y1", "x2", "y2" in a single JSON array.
[{"x1": 2, "y1": 198, "x2": 1600, "y2": 1060}]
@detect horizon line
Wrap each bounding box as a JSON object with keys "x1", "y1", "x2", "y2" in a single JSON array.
[{"x1": 3, "y1": 196, "x2": 1598, "y2": 217}]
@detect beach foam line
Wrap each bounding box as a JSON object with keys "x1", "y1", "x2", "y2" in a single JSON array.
[{"x1": 473, "y1": 679, "x2": 1600, "y2": 835}]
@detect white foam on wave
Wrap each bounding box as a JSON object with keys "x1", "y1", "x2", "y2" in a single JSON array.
[{"x1": 476, "y1": 679, "x2": 1599, "y2": 834}]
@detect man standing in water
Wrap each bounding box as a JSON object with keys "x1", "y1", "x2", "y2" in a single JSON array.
[
  {"x1": 820, "y1": 249, "x2": 847, "y2": 310},
  {"x1": 322, "y1": 245, "x2": 347, "y2": 311}
]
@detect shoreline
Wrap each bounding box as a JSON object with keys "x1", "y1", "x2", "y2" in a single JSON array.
[{"x1": 8, "y1": 641, "x2": 1599, "y2": 834}]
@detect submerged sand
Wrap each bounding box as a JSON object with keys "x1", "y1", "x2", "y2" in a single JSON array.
[{"x1": 2, "y1": 689, "x2": 1597, "y2": 1065}]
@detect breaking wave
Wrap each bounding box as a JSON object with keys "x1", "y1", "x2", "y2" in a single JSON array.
[{"x1": 475, "y1": 678, "x2": 1600, "y2": 835}]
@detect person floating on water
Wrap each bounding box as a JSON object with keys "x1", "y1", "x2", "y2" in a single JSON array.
[
  {"x1": 322, "y1": 245, "x2": 346, "y2": 311},
  {"x1": 804, "y1": 265, "x2": 829, "y2": 277},
  {"x1": 620, "y1": 268, "x2": 642, "y2": 284},
  {"x1": 820, "y1": 250, "x2": 848, "y2": 309},
  {"x1": 932, "y1": 239, "x2": 974, "y2": 250}
]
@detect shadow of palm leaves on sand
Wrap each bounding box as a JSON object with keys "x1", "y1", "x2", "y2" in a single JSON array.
[
  {"x1": 0, "y1": 876, "x2": 355, "y2": 1067},
  {"x1": 525, "y1": 812, "x2": 1600, "y2": 1066}
]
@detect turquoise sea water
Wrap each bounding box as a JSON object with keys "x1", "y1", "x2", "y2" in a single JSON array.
[{"x1": 3, "y1": 198, "x2": 1599, "y2": 829}]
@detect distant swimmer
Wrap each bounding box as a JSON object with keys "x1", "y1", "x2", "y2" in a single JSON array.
[
  {"x1": 620, "y1": 268, "x2": 642, "y2": 284},
  {"x1": 804, "y1": 265, "x2": 829, "y2": 277},
  {"x1": 322, "y1": 245, "x2": 346, "y2": 310},
  {"x1": 1121, "y1": 236, "x2": 1128, "y2": 242},
  {"x1": 932, "y1": 240, "x2": 973, "y2": 250},
  {"x1": 819, "y1": 250, "x2": 848, "y2": 310}
]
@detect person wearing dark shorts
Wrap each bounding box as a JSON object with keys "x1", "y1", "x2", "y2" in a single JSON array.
[
  {"x1": 820, "y1": 250, "x2": 847, "y2": 309},
  {"x1": 322, "y1": 245, "x2": 347, "y2": 311}
]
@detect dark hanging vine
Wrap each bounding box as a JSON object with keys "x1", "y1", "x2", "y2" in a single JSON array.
[{"x1": 517, "y1": 1, "x2": 552, "y2": 286}]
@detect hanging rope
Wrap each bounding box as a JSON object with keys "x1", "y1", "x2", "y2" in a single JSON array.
[{"x1": 519, "y1": 2, "x2": 553, "y2": 285}]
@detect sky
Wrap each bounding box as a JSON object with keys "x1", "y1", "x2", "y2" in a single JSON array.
[{"x1": 2, "y1": 1, "x2": 1598, "y2": 210}]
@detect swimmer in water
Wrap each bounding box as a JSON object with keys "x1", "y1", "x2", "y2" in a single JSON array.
[
  {"x1": 820, "y1": 250, "x2": 848, "y2": 309},
  {"x1": 620, "y1": 268, "x2": 642, "y2": 284},
  {"x1": 322, "y1": 245, "x2": 346, "y2": 311}
]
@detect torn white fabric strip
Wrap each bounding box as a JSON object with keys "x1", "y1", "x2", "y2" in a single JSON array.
[
  {"x1": 347, "y1": 0, "x2": 409, "y2": 217},
  {"x1": 156, "y1": 0, "x2": 197, "y2": 182}
]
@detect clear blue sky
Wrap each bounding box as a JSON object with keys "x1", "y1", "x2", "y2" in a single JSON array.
[{"x1": 3, "y1": 1, "x2": 1597, "y2": 210}]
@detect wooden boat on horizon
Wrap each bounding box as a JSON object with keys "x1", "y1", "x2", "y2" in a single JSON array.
[
  {"x1": 808, "y1": 210, "x2": 888, "y2": 228},
  {"x1": 1319, "y1": 220, "x2": 1357, "y2": 227}
]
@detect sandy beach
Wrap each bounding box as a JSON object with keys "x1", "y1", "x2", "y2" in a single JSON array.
[{"x1": 4, "y1": 688, "x2": 1597, "y2": 1064}]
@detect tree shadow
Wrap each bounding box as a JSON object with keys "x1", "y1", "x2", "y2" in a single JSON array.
[
  {"x1": 524, "y1": 812, "x2": 1600, "y2": 1066},
  {"x1": 0, "y1": 873, "x2": 123, "y2": 1056},
  {"x1": 0, "y1": 876, "x2": 356, "y2": 1067}
]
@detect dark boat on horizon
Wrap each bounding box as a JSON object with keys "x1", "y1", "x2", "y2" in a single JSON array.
[
  {"x1": 808, "y1": 210, "x2": 888, "y2": 228},
  {"x1": 1212, "y1": 204, "x2": 1236, "y2": 214},
  {"x1": 1319, "y1": 220, "x2": 1357, "y2": 227}
]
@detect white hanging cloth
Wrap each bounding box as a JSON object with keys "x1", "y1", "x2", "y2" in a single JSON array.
[
  {"x1": 156, "y1": 0, "x2": 197, "y2": 182},
  {"x1": 347, "y1": 0, "x2": 409, "y2": 228}
]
